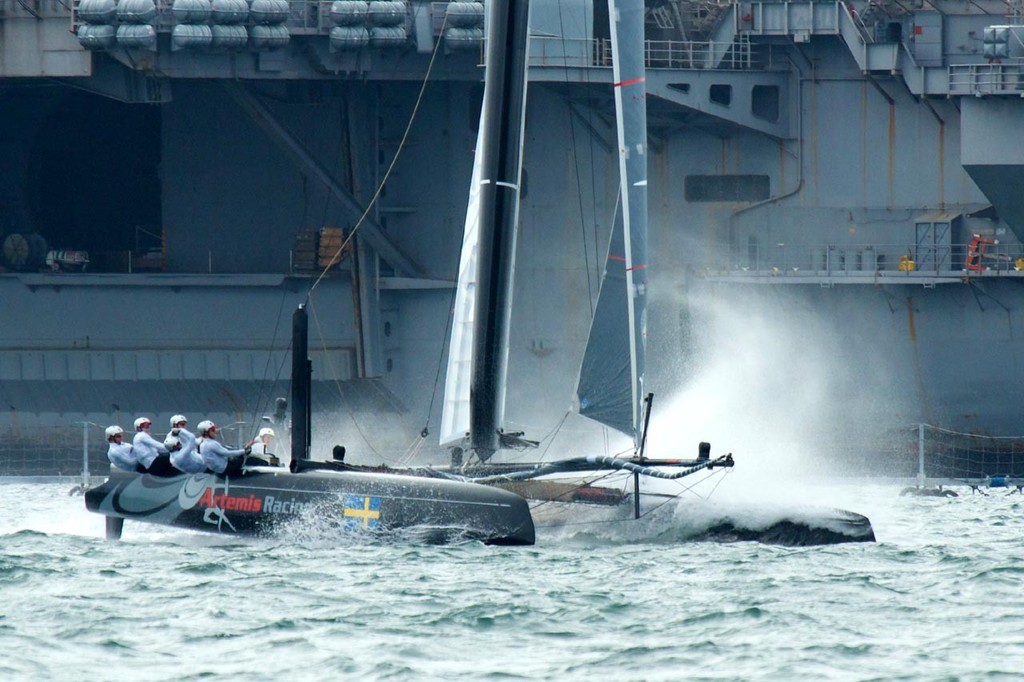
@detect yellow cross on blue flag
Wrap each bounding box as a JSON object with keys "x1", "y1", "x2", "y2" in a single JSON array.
[{"x1": 343, "y1": 495, "x2": 382, "y2": 529}]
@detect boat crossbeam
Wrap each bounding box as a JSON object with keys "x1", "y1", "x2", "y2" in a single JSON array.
[{"x1": 465, "y1": 453, "x2": 735, "y2": 484}]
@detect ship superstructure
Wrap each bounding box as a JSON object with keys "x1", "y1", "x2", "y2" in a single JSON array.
[{"x1": 2, "y1": 0, "x2": 1024, "y2": 473}]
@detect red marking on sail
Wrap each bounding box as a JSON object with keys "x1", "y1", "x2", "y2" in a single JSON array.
[
  {"x1": 613, "y1": 76, "x2": 646, "y2": 88},
  {"x1": 608, "y1": 254, "x2": 626, "y2": 262},
  {"x1": 627, "y1": 264, "x2": 648, "y2": 272}
]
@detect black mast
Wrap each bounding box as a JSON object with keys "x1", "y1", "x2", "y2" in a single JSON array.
[
  {"x1": 470, "y1": 0, "x2": 531, "y2": 462},
  {"x1": 290, "y1": 304, "x2": 312, "y2": 471}
]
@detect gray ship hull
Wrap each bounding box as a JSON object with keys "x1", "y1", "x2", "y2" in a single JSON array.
[{"x1": 3, "y1": 1, "x2": 1024, "y2": 474}]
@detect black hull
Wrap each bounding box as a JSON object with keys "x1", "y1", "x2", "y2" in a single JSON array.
[
  {"x1": 84, "y1": 466, "x2": 535, "y2": 545},
  {"x1": 694, "y1": 510, "x2": 876, "y2": 546},
  {"x1": 531, "y1": 498, "x2": 875, "y2": 546}
]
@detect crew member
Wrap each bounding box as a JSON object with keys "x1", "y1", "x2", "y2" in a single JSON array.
[
  {"x1": 250, "y1": 427, "x2": 276, "y2": 456},
  {"x1": 197, "y1": 420, "x2": 252, "y2": 476},
  {"x1": 132, "y1": 416, "x2": 174, "y2": 476},
  {"x1": 248, "y1": 426, "x2": 280, "y2": 465},
  {"x1": 105, "y1": 425, "x2": 140, "y2": 473},
  {"x1": 166, "y1": 414, "x2": 205, "y2": 474}
]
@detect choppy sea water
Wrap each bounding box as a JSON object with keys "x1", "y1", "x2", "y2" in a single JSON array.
[{"x1": 2, "y1": 479, "x2": 1024, "y2": 680}]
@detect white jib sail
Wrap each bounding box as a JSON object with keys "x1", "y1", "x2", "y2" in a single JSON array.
[{"x1": 439, "y1": 121, "x2": 486, "y2": 448}]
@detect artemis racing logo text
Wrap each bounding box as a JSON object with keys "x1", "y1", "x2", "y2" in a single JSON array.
[
  {"x1": 194, "y1": 489, "x2": 375, "y2": 518},
  {"x1": 197, "y1": 488, "x2": 263, "y2": 512},
  {"x1": 264, "y1": 496, "x2": 317, "y2": 514}
]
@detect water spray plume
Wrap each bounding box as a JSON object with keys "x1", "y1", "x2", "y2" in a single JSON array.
[{"x1": 651, "y1": 284, "x2": 913, "y2": 495}]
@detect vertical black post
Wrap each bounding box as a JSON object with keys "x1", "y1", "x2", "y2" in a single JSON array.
[
  {"x1": 290, "y1": 304, "x2": 311, "y2": 471},
  {"x1": 633, "y1": 470, "x2": 641, "y2": 520},
  {"x1": 634, "y1": 393, "x2": 653, "y2": 520},
  {"x1": 638, "y1": 393, "x2": 654, "y2": 461}
]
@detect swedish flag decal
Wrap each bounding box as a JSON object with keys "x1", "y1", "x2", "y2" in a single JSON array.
[{"x1": 343, "y1": 495, "x2": 382, "y2": 529}]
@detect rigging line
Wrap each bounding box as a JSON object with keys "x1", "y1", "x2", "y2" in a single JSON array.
[
  {"x1": 608, "y1": 468, "x2": 732, "y2": 523},
  {"x1": 530, "y1": 491, "x2": 677, "y2": 530},
  {"x1": 525, "y1": 469, "x2": 629, "y2": 511},
  {"x1": 526, "y1": 461, "x2": 729, "y2": 514},
  {"x1": 702, "y1": 467, "x2": 732, "y2": 499},
  {"x1": 307, "y1": 296, "x2": 383, "y2": 458},
  {"x1": 397, "y1": 427, "x2": 429, "y2": 463},
  {"x1": 421, "y1": 279, "x2": 459, "y2": 438},
  {"x1": 397, "y1": 439, "x2": 418, "y2": 466},
  {"x1": 308, "y1": 296, "x2": 381, "y2": 459},
  {"x1": 663, "y1": 468, "x2": 728, "y2": 502},
  {"x1": 247, "y1": 287, "x2": 291, "y2": 439},
  {"x1": 397, "y1": 432, "x2": 428, "y2": 466},
  {"x1": 519, "y1": 471, "x2": 637, "y2": 512},
  {"x1": 534, "y1": 411, "x2": 572, "y2": 460},
  {"x1": 306, "y1": 10, "x2": 450, "y2": 300},
  {"x1": 632, "y1": 485, "x2": 694, "y2": 520},
  {"x1": 556, "y1": 0, "x2": 598, "y2": 312}
]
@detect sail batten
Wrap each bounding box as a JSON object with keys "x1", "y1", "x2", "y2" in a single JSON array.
[{"x1": 575, "y1": 0, "x2": 648, "y2": 448}]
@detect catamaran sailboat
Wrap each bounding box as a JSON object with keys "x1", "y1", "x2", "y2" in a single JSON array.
[
  {"x1": 434, "y1": 0, "x2": 875, "y2": 545},
  {"x1": 84, "y1": 304, "x2": 535, "y2": 544},
  {"x1": 86, "y1": 0, "x2": 874, "y2": 547}
]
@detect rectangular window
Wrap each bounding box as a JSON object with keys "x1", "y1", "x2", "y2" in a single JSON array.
[{"x1": 684, "y1": 175, "x2": 770, "y2": 202}]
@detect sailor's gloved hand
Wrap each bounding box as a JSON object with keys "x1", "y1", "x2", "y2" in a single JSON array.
[{"x1": 244, "y1": 445, "x2": 252, "y2": 456}]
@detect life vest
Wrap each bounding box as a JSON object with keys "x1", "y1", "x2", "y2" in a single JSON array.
[{"x1": 965, "y1": 234, "x2": 996, "y2": 272}]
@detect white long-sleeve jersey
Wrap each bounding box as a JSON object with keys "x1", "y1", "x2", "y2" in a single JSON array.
[
  {"x1": 107, "y1": 442, "x2": 138, "y2": 472},
  {"x1": 199, "y1": 437, "x2": 246, "y2": 474},
  {"x1": 170, "y1": 427, "x2": 205, "y2": 474},
  {"x1": 133, "y1": 430, "x2": 169, "y2": 468}
]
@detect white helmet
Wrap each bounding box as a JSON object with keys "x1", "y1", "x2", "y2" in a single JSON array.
[
  {"x1": 170, "y1": 414, "x2": 187, "y2": 428},
  {"x1": 134, "y1": 417, "x2": 152, "y2": 430},
  {"x1": 105, "y1": 425, "x2": 123, "y2": 440},
  {"x1": 258, "y1": 427, "x2": 276, "y2": 438},
  {"x1": 163, "y1": 434, "x2": 181, "y2": 451},
  {"x1": 197, "y1": 420, "x2": 216, "y2": 436}
]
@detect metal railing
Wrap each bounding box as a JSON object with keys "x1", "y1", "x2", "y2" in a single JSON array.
[
  {"x1": 718, "y1": 241, "x2": 1024, "y2": 279},
  {"x1": 4, "y1": 248, "x2": 352, "y2": 275},
  {"x1": 949, "y1": 64, "x2": 1024, "y2": 96},
  {"x1": 591, "y1": 35, "x2": 760, "y2": 71},
  {"x1": 67, "y1": 0, "x2": 764, "y2": 72}
]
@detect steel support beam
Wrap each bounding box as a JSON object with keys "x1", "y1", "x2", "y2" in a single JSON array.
[{"x1": 222, "y1": 81, "x2": 426, "y2": 278}]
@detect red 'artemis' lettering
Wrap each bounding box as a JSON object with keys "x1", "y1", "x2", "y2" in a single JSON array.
[{"x1": 197, "y1": 488, "x2": 262, "y2": 512}]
